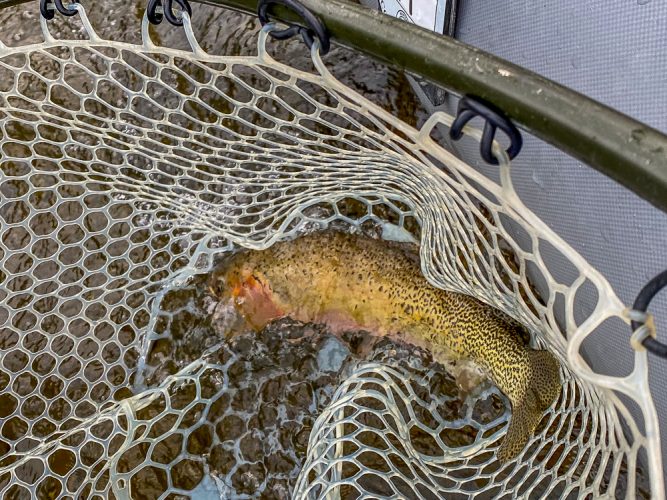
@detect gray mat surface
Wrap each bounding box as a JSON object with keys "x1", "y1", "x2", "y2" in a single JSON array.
[{"x1": 453, "y1": 0, "x2": 667, "y2": 475}]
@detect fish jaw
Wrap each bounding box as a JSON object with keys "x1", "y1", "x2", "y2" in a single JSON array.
[{"x1": 231, "y1": 273, "x2": 286, "y2": 331}]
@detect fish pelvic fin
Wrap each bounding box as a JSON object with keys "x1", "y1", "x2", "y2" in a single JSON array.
[{"x1": 497, "y1": 349, "x2": 561, "y2": 463}]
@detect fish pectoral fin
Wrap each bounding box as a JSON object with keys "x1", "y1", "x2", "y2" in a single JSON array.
[
  {"x1": 447, "y1": 360, "x2": 488, "y2": 400},
  {"x1": 236, "y1": 274, "x2": 285, "y2": 331}
]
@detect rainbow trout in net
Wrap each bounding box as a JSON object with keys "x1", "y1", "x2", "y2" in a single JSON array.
[{"x1": 209, "y1": 231, "x2": 562, "y2": 462}]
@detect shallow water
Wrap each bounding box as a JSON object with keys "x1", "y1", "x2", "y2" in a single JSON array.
[
  {"x1": 0, "y1": 0, "x2": 429, "y2": 128},
  {"x1": 143, "y1": 267, "x2": 506, "y2": 498}
]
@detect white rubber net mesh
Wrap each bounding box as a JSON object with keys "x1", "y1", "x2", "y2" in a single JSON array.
[{"x1": 0, "y1": 5, "x2": 662, "y2": 499}]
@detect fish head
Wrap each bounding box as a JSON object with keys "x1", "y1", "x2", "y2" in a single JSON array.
[{"x1": 209, "y1": 252, "x2": 286, "y2": 331}]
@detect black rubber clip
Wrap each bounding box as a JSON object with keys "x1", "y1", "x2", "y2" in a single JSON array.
[
  {"x1": 40, "y1": 0, "x2": 79, "y2": 19},
  {"x1": 449, "y1": 95, "x2": 523, "y2": 165},
  {"x1": 147, "y1": 0, "x2": 192, "y2": 26},
  {"x1": 258, "y1": 0, "x2": 331, "y2": 55},
  {"x1": 631, "y1": 270, "x2": 667, "y2": 358}
]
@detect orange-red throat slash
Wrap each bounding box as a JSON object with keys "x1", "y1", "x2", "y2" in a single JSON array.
[{"x1": 231, "y1": 274, "x2": 285, "y2": 331}]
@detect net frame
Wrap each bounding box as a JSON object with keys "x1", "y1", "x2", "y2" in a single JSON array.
[{"x1": 0, "y1": 3, "x2": 662, "y2": 498}]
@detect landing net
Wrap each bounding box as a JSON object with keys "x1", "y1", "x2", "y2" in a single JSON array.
[{"x1": 0, "y1": 4, "x2": 661, "y2": 498}]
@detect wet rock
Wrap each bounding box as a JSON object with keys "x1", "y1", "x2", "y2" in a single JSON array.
[
  {"x1": 231, "y1": 462, "x2": 267, "y2": 496},
  {"x1": 257, "y1": 405, "x2": 278, "y2": 429},
  {"x1": 261, "y1": 478, "x2": 291, "y2": 500},
  {"x1": 266, "y1": 451, "x2": 296, "y2": 475},
  {"x1": 231, "y1": 386, "x2": 258, "y2": 412},
  {"x1": 210, "y1": 445, "x2": 236, "y2": 475},
  {"x1": 240, "y1": 431, "x2": 265, "y2": 462},
  {"x1": 317, "y1": 336, "x2": 350, "y2": 372},
  {"x1": 216, "y1": 415, "x2": 246, "y2": 442},
  {"x1": 146, "y1": 271, "x2": 491, "y2": 498}
]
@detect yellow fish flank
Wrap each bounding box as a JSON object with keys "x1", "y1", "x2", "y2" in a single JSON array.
[{"x1": 210, "y1": 231, "x2": 561, "y2": 462}]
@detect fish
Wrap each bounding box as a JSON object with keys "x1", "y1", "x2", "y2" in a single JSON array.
[{"x1": 209, "y1": 231, "x2": 561, "y2": 462}]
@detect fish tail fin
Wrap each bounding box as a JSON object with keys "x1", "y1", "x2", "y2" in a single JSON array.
[
  {"x1": 497, "y1": 350, "x2": 561, "y2": 463},
  {"x1": 496, "y1": 400, "x2": 536, "y2": 463}
]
